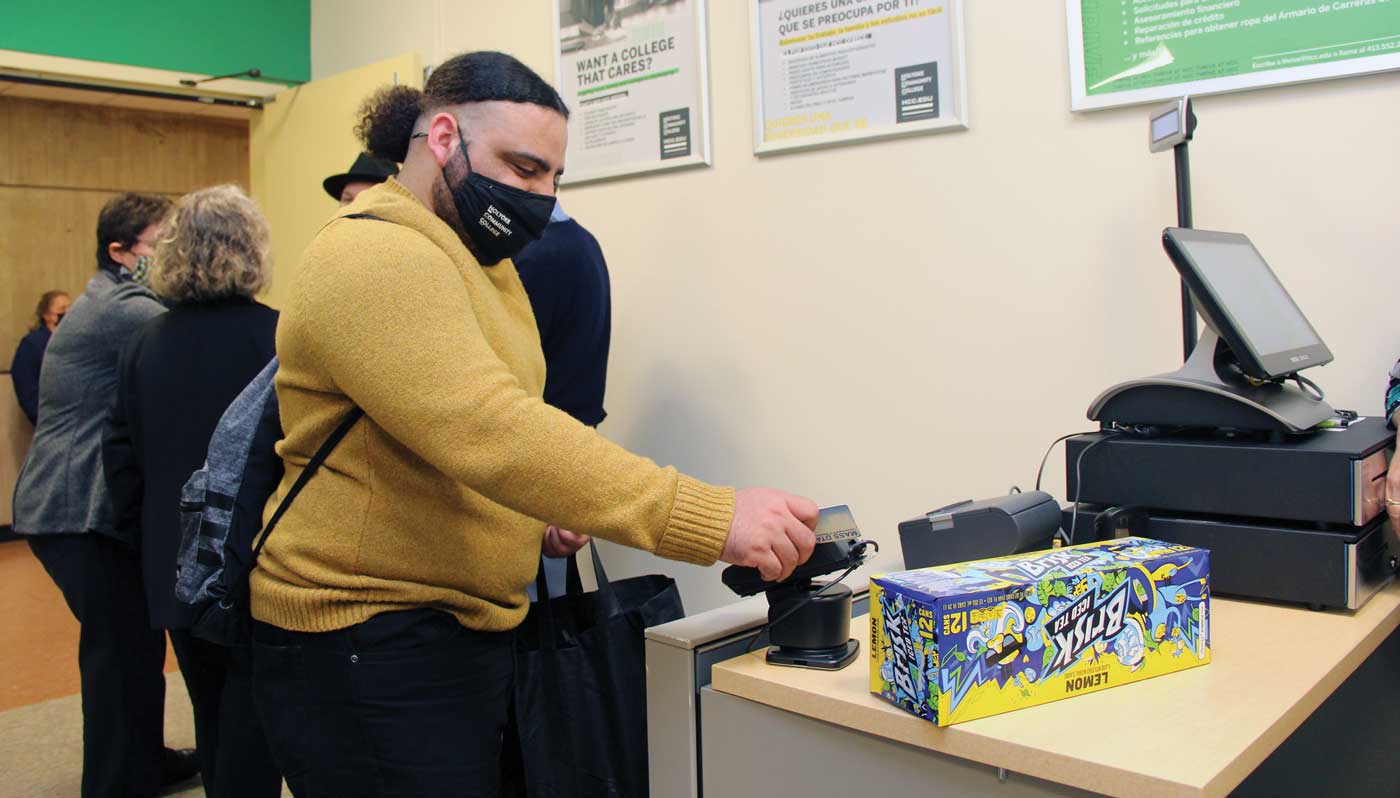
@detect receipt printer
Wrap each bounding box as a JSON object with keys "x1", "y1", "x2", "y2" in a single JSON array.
[{"x1": 898, "y1": 491, "x2": 1060, "y2": 570}]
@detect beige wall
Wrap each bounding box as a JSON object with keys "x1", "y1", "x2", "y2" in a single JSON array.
[
  {"x1": 311, "y1": 1, "x2": 553, "y2": 82},
  {"x1": 251, "y1": 54, "x2": 423, "y2": 309},
  {"x1": 312, "y1": 1, "x2": 1400, "y2": 614}
]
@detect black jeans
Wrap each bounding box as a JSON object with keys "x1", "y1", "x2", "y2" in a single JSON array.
[
  {"x1": 168, "y1": 631, "x2": 281, "y2": 798},
  {"x1": 28, "y1": 534, "x2": 166, "y2": 798},
  {"x1": 251, "y1": 609, "x2": 515, "y2": 798}
]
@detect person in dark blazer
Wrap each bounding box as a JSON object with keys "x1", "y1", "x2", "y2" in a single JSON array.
[
  {"x1": 13, "y1": 191, "x2": 201, "y2": 798},
  {"x1": 104, "y1": 184, "x2": 281, "y2": 798},
  {"x1": 9, "y1": 289, "x2": 70, "y2": 424}
]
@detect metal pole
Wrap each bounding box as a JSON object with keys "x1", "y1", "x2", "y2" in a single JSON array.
[{"x1": 1174, "y1": 141, "x2": 1196, "y2": 360}]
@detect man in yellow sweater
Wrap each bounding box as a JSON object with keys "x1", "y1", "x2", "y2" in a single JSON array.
[{"x1": 249, "y1": 51, "x2": 818, "y2": 797}]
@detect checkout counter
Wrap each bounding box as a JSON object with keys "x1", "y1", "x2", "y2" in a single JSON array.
[
  {"x1": 647, "y1": 580, "x2": 1400, "y2": 797},
  {"x1": 640, "y1": 226, "x2": 1400, "y2": 796}
]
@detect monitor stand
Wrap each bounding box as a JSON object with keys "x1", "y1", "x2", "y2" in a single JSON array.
[{"x1": 1087, "y1": 328, "x2": 1334, "y2": 436}]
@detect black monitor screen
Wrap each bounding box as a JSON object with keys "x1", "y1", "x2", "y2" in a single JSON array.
[{"x1": 1164, "y1": 229, "x2": 1331, "y2": 379}]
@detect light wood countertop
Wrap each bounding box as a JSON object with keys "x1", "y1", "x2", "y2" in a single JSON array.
[{"x1": 711, "y1": 583, "x2": 1400, "y2": 798}]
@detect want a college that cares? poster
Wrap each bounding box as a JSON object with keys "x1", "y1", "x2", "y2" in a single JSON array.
[{"x1": 555, "y1": 0, "x2": 711, "y2": 184}]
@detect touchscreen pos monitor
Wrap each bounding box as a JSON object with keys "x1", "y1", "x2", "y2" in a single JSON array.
[{"x1": 1162, "y1": 228, "x2": 1332, "y2": 380}]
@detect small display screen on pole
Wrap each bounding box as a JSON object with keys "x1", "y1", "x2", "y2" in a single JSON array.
[{"x1": 1151, "y1": 109, "x2": 1179, "y2": 143}]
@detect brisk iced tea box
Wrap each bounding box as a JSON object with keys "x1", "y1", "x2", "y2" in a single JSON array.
[{"x1": 870, "y1": 537, "x2": 1210, "y2": 726}]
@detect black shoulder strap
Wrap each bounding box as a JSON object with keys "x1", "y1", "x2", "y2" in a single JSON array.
[{"x1": 251, "y1": 407, "x2": 364, "y2": 560}]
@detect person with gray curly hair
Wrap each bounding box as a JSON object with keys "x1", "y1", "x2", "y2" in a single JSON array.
[
  {"x1": 104, "y1": 183, "x2": 282, "y2": 798},
  {"x1": 149, "y1": 184, "x2": 272, "y2": 302}
]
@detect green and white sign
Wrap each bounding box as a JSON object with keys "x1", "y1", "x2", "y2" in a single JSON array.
[
  {"x1": 1068, "y1": 0, "x2": 1400, "y2": 110},
  {"x1": 555, "y1": 0, "x2": 712, "y2": 184}
]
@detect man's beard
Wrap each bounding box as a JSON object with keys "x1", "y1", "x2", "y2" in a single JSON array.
[{"x1": 431, "y1": 159, "x2": 483, "y2": 261}]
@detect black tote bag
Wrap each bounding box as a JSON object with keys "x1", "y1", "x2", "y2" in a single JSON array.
[{"x1": 507, "y1": 543, "x2": 685, "y2": 797}]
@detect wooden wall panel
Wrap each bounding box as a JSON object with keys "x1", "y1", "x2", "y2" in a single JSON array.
[
  {"x1": 0, "y1": 96, "x2": 248, "y2": 195},
  {"x1": 0, "y1": 95, "x2": 248, "y2": 524},
  {"x1": 0, "y1": 187, "x2": 128, "y2": 356}
]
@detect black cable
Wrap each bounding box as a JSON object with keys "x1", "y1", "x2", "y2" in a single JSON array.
[
  {"x1": 1035, "y1": 431, "x2": 1099, "y2": 492},
  {"x1": 1063, "y1": 432, "x2": 1121, "y2": 546},
  {"x1": 1291, "y1": 373, "x2": 1325, "y2": 402}
]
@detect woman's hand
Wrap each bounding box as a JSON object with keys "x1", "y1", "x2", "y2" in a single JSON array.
[{"x1": 543, "y1": 525, "x2": 591, "y2": 557}]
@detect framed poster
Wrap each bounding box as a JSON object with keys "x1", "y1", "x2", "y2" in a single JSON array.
[
  {"x1": 1068, "y1": 0, "x2": 1400, "y2": 111},
  {"x1": 554, "y1": 0, "x2": 713, "y2": 184},
  {"x1": 748, "y1": 0, "x2": 968, "y2": 155}
]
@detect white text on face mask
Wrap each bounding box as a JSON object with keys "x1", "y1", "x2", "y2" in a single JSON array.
[{"x1": 480, "y1": 205, "x2": 513, "y2": 238}]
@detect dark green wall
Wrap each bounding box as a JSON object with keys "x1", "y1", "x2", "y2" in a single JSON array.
[{"x1": 3, "y1": 0, "x2": 310, "y2": 84}]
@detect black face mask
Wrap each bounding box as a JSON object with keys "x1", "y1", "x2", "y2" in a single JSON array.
[{"x1": 446, "y1": 130, "x2": 556, "y2": 266}]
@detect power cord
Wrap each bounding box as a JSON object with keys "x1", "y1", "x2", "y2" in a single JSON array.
[
  {"x1": 1290, "y1": 373, "x2": 1325, "y2": 402},
  {"x1": 744, "y1": 540, "x2": 879, "y2": 654},
  {"x1": 1034, "y1": 431, "x2": 1100, "y2": 492},
  {"x1": 1061, "y1": 431, "x2": 1122, "y2": 546}
]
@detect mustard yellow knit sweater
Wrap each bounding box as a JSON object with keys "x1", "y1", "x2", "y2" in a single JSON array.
[{"x1": 250, "y1": 179, "x2": 733, "y2": 633}]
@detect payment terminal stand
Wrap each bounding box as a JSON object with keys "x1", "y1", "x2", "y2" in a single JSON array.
[
  {"x1": 1150, "y1": 97, "x2": 1199, "y2": 360},
  {"x1": 1089, "y1": 228, "x2": 1336, "y2": 436},
  {"x1": 1088, "y1": 326, "x2": 1334, "y2": 436}
]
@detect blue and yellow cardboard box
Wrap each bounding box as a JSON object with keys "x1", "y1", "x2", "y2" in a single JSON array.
[{"x1": 870, "y1": 537, "x2": 1210, "y2": 726}]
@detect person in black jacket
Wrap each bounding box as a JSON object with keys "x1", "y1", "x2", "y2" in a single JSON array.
[
  {"x1": 9, "y1": 289, "x2": 70, "y2": 424},
  {"x1": 104, "y1": 184, "x2": 281, "y2": 798}
]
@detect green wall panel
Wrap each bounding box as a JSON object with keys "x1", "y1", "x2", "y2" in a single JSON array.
[{"x1": 3, "y1": 0, "x2": 310, "y2": 84}]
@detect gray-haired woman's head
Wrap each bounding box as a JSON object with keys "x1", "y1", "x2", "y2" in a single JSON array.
[{"x1": 152, "y1": 184, "x2": 271, "y2": 303}]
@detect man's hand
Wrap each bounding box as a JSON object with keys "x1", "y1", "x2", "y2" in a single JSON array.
[
  {"x1": 543, "y1": 525, "x2": 591, "y2": 558},
  {"x1": 720, "y1": 488, "x2": 820, "y2": 582}
]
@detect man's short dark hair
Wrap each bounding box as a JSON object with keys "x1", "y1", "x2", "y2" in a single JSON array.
[
  {"x1": 96, "y1": 193, "x2": 173, "y2": 271},
  {"x1": 356, "y1": 51, "x2": 570, "y2": 164}
]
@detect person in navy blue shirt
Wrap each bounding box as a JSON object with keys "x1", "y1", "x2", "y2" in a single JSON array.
[
  {"x1": 503, "y1": 204, "x2": 615, "y2": 794},
  {"x1": 10, "y1": 289, "x2": 70, "y2": 425},
  {"x1": 514, "y1": 204, "x2": 611, "y2": 427},
  {"x1": 514, "y1": 204, "x2": 612, "y2": 602}
]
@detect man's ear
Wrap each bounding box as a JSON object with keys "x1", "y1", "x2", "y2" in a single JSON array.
[
  {"x1": 425, "y1": 111, "x2": 461, "y2": 168},
  {"x1": 107, "y1": 241, "x2": 126, "y2": 263}
]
